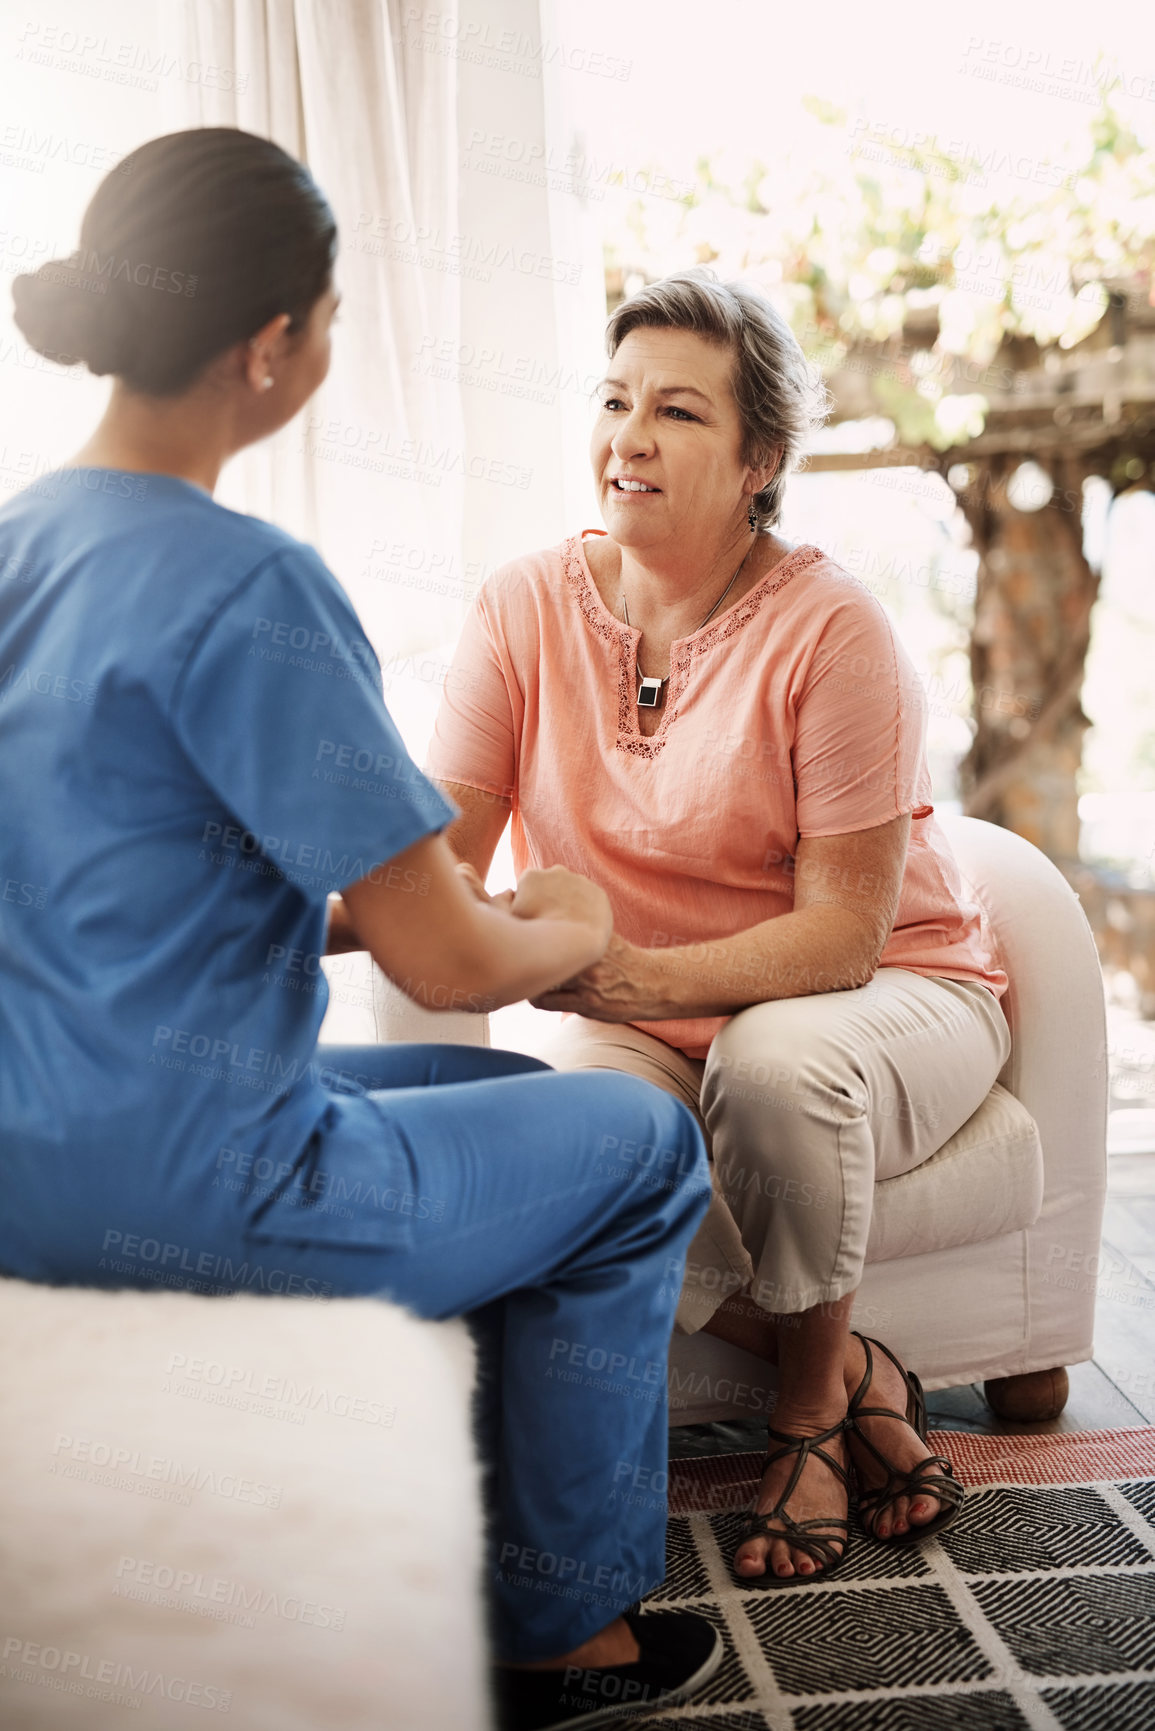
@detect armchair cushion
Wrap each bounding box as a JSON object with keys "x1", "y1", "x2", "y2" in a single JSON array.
[{"x1": 865, "y1": 1080, "x2": 1043, "y2": 1264}]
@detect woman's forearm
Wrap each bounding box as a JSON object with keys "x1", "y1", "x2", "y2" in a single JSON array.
[
  {"x1": 642, "y1": 904, "x2": 879, "y2": 1017},
  {"x1": 538, "y1": 904, "x2": 880, "y2": 1022},
  {"x1": 535, "y1": 818, "x2": 907, "y2": 1023}
]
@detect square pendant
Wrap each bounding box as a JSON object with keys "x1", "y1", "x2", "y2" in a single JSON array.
[{"x1": 637, "y1": 677, "x2": 664, "y2": 709}]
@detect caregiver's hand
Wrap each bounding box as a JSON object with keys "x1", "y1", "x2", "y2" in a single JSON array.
[
  {"x1": 342, "y1": 832, "x2": 611, "y2": 1014},
  {"x1": 510, "y1": 865, "x2": 612, "y2": 946},
  {"x1": 456, "y1": 859, "x2": 513, "y2": 908}
]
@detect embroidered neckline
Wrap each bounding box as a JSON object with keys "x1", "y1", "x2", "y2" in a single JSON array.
[{"x1": 560, "y1": 535, "x2": 825, "y2": 758}]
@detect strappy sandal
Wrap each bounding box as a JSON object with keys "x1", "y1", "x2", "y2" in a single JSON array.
[
  {"x1": 731, "y1": 1418, "x2": 852, "y2": 1588},
  {"x1": 846, "y1": 1333, "x2": 965, "y2": 1546}
]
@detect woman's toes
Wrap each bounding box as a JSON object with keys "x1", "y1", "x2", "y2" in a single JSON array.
[
  {"x1": 735, "y1": 1537, "x2": 771, "y2": 1577},
  {"x1": 871, "y1": 1491, "x2": 942, "y2": 1539},
  {"x1": 735, "y1": 1532, "x2": 840, "y2": 1579}
]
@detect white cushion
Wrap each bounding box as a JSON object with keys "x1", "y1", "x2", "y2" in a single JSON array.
[
  {"x1": 372, "y1": 966, "x2": 490, "y2": 1047},
  {"x1": 866, "y1": 1081, "x2": 1043, "y2": 1265},
  {"x1": 0, "y1": 1281, "x2": 490, "y2": 1731}
]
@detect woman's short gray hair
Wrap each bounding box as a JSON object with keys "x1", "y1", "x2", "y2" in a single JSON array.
[{"x1": 604, "y1": 269, "x2": 829, "y2": 529}]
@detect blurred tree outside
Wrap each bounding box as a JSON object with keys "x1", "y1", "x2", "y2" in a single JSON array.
[{"x1": 602, "y1": 97, "x2": 1155, "y2": 873}]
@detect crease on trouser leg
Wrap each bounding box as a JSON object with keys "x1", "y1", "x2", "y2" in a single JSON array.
[
  {"x1": 701, "y1": 1001, "x2": 879, "y2": 1317},
  {"x1": 542, "y1": 1015, "x2": 756, "y2": 1337},
  {"x1": 673, "y1": 1189, "x2": 756, "y2": 1335},
  {"x1": 707, "y1": 1089, "x2": 874, "y2": 1316}
]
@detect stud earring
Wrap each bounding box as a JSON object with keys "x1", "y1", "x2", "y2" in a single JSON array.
[
  {"x1": 262, "y1": 376, "x2": 274, "y2": 391},
  {"x1": 747, "y1": 498, "x2": 758, "y2": 531}
]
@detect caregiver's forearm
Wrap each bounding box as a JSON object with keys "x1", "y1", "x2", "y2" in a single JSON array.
[
  {"x1": 625, "y1": 903, "x2": 880, "y2": 1019},
  {"x1": 343, "y1": 833, "x2": 611, "y2": 1013}
]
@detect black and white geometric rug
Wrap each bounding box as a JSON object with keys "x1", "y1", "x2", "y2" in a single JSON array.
[{"x1": 635, "y1": 1429, "x2": 1155, "y2": 1730}]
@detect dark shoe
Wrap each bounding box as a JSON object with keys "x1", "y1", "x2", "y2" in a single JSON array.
[
  {"x1": 846, "y1": 1333, "x2": 965, "y2": 1546},
  {"x1": 731, "y1": 1417, "x2": 851, "y2": 1587},
  {"x1": 493, "y1": 1608, "x2": 723, "y2": 1730}
]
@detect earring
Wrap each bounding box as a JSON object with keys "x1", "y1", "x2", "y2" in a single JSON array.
[
  {"x1": 262, "y1": 377, "x2": 274, "y2": 391},
  {"x1": 747, "y1": 498, "x2": 758, "y2": 531}
]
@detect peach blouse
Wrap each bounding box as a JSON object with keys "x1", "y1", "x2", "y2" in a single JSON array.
[{"x1": 428, "y1": 534, "x2": 1007, "y2": 1058}]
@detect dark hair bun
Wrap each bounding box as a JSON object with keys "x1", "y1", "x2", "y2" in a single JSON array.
[
  {"x1": 12, "y1": 254, "x2": 123, "y2": 374},
  {"x1": 9, "y1": 129, "x2": 335, "y2": 397}
]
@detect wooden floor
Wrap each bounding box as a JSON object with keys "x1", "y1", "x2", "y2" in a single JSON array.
[{"x1": 672, "y1": 1005, "x2": 1155, "y2": 1456}]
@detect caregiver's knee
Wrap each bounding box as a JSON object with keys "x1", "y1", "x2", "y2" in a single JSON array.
[
  {"x1": 596, "y1": 1125, "x2": 707, "y2": 1197},
  {"x1": 594, "y1": 1082, "x2": 708, "y2": 1205}
]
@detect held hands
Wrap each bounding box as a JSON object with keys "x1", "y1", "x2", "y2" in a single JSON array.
[
  {"x1": 509, "y1": 865, "x2": 613, "y2": 953},
  {"x1": 455, "y1": 860, "x2": 513, "y2": 908},
  {"x1": 455, "y1": 859, "x2": 668, "y2": 1018}
]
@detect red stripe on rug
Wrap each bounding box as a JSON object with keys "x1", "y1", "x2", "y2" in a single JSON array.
[{"x1": 668, "y1": 1426, "x2": 1155, "y2": 1513}]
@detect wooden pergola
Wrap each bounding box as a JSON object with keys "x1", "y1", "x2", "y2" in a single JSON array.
[{"x1": 806, "y1": 278, "x2": 1155, "y2": 863}]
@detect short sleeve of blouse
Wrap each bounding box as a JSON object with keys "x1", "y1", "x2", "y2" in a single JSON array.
[
  {"x1": 793, "y1": 586, "x2": 931, "y2": 838},
  {"x1": 425, "y1": 591, "x2": 517, "y2": 800},
  {"x1": 172, "y1": 546, "x2": 455, "y2": 900}
]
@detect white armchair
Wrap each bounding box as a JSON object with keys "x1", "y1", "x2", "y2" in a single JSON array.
[
  {"x1": 375, "y1": 815, "x2": 1109, "y2": 1424},
  {"x1": 664, "y1": 814, "x2": 1109, "y2": 1422}
]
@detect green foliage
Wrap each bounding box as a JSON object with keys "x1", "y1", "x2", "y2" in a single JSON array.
[{"x1": 607, "y1": 96, "x2": 1154, "y2": 446}]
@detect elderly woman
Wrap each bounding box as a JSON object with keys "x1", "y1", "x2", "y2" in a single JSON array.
[{"x1": 430, "y1": 271, "x2": 1011, "y2": 1587}]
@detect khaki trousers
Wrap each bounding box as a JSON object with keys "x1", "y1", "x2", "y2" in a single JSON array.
[{"x1": 542, "y1": 969, "x2": 1011, "y2": 1334}]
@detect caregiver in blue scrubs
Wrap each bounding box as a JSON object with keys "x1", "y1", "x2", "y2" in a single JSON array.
[{"x1": 0, "y1": 127, "x2": 722, "y2": 1730}]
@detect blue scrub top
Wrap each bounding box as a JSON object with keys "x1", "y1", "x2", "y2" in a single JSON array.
[{"x1": 0, "y1": 466, "x2": 454, "y2": 1278}]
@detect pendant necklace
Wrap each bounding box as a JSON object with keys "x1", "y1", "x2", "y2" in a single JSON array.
[{"x1": 621, "y1": 540, "x2": 754, "y2": 711}]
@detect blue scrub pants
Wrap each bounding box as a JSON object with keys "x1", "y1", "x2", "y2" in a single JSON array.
[{"x1": 253, "y1": 1043, "x2": 710, "y2": 1663}]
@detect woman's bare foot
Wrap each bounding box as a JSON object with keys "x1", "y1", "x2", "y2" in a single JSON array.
[
  {"x1": 500, "y1": 1614, "x2": 640, "y2": 1672},
  {"x1": 843, "y1": 1335, "x2": 946, "y2": 1538},
  {"x1": 732, "y1": 1407, "x2": 850, "y2": 1581}
]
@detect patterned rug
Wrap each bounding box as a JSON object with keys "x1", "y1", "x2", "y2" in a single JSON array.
[{"x1": 631, "y1": 1428, "x2": 1155, "y2": 1730}]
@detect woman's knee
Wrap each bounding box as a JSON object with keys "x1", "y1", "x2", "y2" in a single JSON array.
[
  {"x1": 704, "y1": 1057, "x2": 848, "y2": 1209},
  {"x1": 704, "y1": 1010, "x2": 863, "y2": 1125},
  {"x1": 713, "y1": 1134, "x2": 839, "y2": 1218}
]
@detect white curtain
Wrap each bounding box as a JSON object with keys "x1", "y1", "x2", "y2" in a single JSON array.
[
  {"x1": 168, "y1": 0, "x2": 606, "y2": 1047},
  {"x1": 169, "y1": 0, "x2": 466, "y2": 661},
  {"x1": 168, "y1": 0, "x2": 607, "y2": 656}
]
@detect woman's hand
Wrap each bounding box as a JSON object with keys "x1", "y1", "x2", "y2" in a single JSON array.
[
  {"x1": 535, "y1": 815, "x2": 912, "y2": 1021},
  {"x1": 531, "y1": 933, "x2": 673, "y2": 1020}
]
